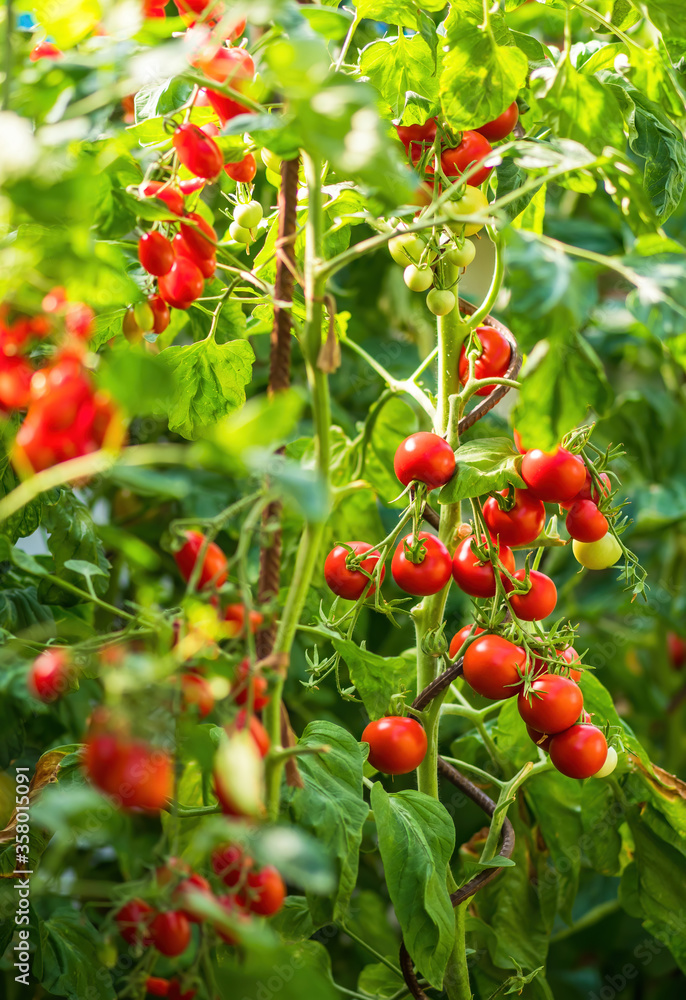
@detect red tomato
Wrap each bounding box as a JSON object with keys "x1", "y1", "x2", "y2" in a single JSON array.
[
  {"x1": 458, "y1": 326, "x2": 511, "y2": 396},
  {"x1": 575, "y1": 470, "x2": 612, "y2": 505},
  {"x1": 520, "y1": 448, "x2": 586, "y2": 504},
  {"x1": 84, "y1": 734, "x2": 173, "y2": 811},
  {"x1": 395, "y1": 119, "x2": 437, "y2": 161},
  {"x1": 174, "y1": 529, "x2": 228, "y2": 588},
  {"x1": 212, "y1": 843, "x2": 252, "y2": 887},
  {"x1": 179, "y1": 213, "x2": 217, "y2": 260},
  {"x1": 181, "y1": 672, "x2": 215, "y2": 717},
  {"x1": 231, "y1": 709, "x2": 270, "y2": 757},
  {"x1": 232, "y1": 658, "x2": 269, "y2": 711},
  {"x1": 30, "y1": 41, "x2": 62, "y2": 61},
  {"x1": 116, "y1": 899, "x2": 155, "y2": 946},
  {"x1": 140, "y1": 181, "x2": 185, "y2": 216},
  {"x1": 566, "y1": 498, "x2": 608, "y2": 542},
  {"x1": 214, "y1": 894, "x2": 249, "y2": 944},
  {"x1": 448, "y1": 624, "x2": 486, "y2": 659},
  {"x1": 526, "y1": 725, "x2": 552, "y2": 752},
  {"x1": 462, "y1": 635, "x2": 526, "y2": 700},
  {"x1": 506, "y1": 569, "x2": 557, "y2": 621},
  {"x1": 236, "y1": 865, "x2": 286, "y2": 916},
  {"x1": 475, "y1": 102, "x2": 519, "y2": 142},
  {"x1": 150, "y1": 911, "x2": 191, "y2": 957},
  {"x1": 179, "y1": 177, "x2": 206, "y2": 195},
  {"x1": 158, "y1": 259, "x2": 204, "y2": 310},
  {"x1": 518, "y1": 674, "x2": 584, "y2": 734},
  {"x1": 533, "y1": 645, "x2": 582, "y2": 682},
  {"x1": 483, "y1": 489, "x2": 545, "y2": 547},
  {"x1": 668, "y1": 632, "x2": 686, "y2": 670},
  {"x1": 0, "y1": 354, "x2": 33, "y2": 410},
  {"x1": 65, "y1": 301, "x2": 95, "y2": 339},
  {"x1": 549, "y1": 724, "x2": 608, "y2": 779},
  {"x1": 146, "y1": 977, "x2": 170, "y2": 997},
  {"x1": 143, "y1": 1, "x2": 167, "y2": 17},
  {"x1": 172, "y1": 124, "x2": 223, "y2": 180},
  {"x1": 148, "y1": 294, "x2": 170, "y2": 334},
  {"x1": 513, "y1": 428, "x2": 525, "y2": 454},
  {"x1": 391, "y1": 532, "x2": 452, "y2": 596},
  {"x1": 193, "y1": 45, "x2": 254, "y2": 86},
  {"x1": 393, "y1": 432, "x2": 456, "y2": 491},
  {"x1": 173, "y1": 873, "x2": 212, "y2": 923},
  {"x1": 441, "y1": 131, "x2": 493, "y2": 186},
  {"x1": 207, "y1": 90, "x2": 253, "y2": 125},
  {"x1": 27, "y1": 648, "x2": 72, "y2": 702},
  {"x1": 452, "y1": 534, "x2": 515, "y2": 598},
  {"x1": 168, "y1": 981, "x2": 196, "y2": 1000},
  {"x1": 224, "y1": 603, "x2": 264, "y2": 637},
  {"x1": 173, "y1": 234, "x2": 217, "y2": 278},
  {"x1": 138, "y1": 232, "x2": 174, "y2": 276},
  {"x1": 224, "y1": 153, "x2": 257, "y2": 183},
  {"x1": 324, "y1": 541, "x2": 384, "y2": 601},
  {"x1": 361, "y1": 716, "x2": 427, "y2": 774}
]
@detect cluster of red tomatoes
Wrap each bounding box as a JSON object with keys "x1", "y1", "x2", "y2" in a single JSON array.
[
  {"x1": 114, "y1": 850, "x2": 284, "y2": 997},
  {"x1": 1, "y1": 292, "x2": 125, "y2": 476}
]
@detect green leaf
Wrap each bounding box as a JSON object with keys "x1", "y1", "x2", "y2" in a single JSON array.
[
  {"x1": 22, "y1": 0, "x2": 102, "y2": 48},
  {"x1": 250, "y1": 827, "x2": 336, "y2": 895},
  {"x1": 38, "y1": 493, "x2": 110, "y2": 607},
  {"x1": 364, "y1": 396, "x2": 419, "y2": 507},
  {"x1": 40, "y1": 907, "x2": 116, "y2": 1000},
  {"x1": 538, "y1": 59, "x2": 625, "y2": 155},
  {"x1": 288, "y1": 722, "x2": 369, "y2": 924},
  {"x1": 642, "y1": 1, "x2": 686, "y2": 59},
  {"x1": 332, "y1": 638, "x2": 416, "y2": 719},
  {"x1": 440, "y1": 9, "x2": 528, "y2": 132},
  {"x1": 371, "y1": 784, "x2": 456, "y2": 989},
  {"x1": 357, "y1": 0, "x2": 444, "y2": 29},
  {"x1": 439, "y1": 438, "x2": 525, "y2": 504},
  {"x1": 300, "y1": 5, "x2": 354, "y2": 40},
  {"x1": 97, "y1": 350, "x2": 176, "y2": 415},
  {"x1": 158, "y1": 338, "x2": 255, "y2": 440},
  {"x1": 360, "y1": 33, "x2": 440, "y2": 119}
]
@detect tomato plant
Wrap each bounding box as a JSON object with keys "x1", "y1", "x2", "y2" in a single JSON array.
[{"x1": 1, "y1": 3, "x2": 685, "y2": 999}]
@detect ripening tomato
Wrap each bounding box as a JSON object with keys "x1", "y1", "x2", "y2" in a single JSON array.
[
  {"x1": 462, "y1": 635, "x2": 526, "y2": 700},
  {"x1": 158, "y1": 259, "x2": 204, "y2": 310},
  {"x1": 518, "y1": 674, "x2": 584, "y2": 734},
  {"x1": 452, "y1": 534, "x2": 515, "y2": 598},
  {"x1": 324, "y1": 541, "x2": 384, "y2": 601},
  {"x1": 441, "y1": 131, "x2": 493, "y2": 186},
  {"x1": 668, "y1": 632, "x2": 686, "y2": 670},
  {"x1": 483, "y1": 489, "x2": 545, "y2": 547},
  {"x1": 520, "y1": 448, "x2": 586, "y2": 503},
  {"x1": 448, "y1": 624, "x2": 486, "y2": 659},
  {"x1": 566, "y1": 498, "x2": 608, "y2": 542},
  {"x1": 231, "y1": 709, "x2": 270, "y2": 757},
  {"x1": 173, "y1": 124, "x2": 223, "y2": 180},
  {"x1": 174, "y1": 530, "x2": 228, "y2": 589},
  {"x1": 27, "y1": 648, "x2": 73, "y2": 701},
  {"x1": 181, "y1": 672, "x2": 215, "y2": 717},
  {"x1": 179, "y1": 213, "x2": 217, "y2": 260},
  {"x1": 140, "y1": 181, "x2": 185, "y2": 216},
  {"x1": 212, "y1": 843, "x2": 252, "y2": 887},
  {"x1": 391, "y1": 532, "x2": 452, "y2": 596},
  {"x1": 138, "y1": 232, "x2": 174, "y2": 276},
  {"x1": 149, "y1": 294, "x2": 170, "y2": 334},
  {"x1": 150, "y1": 911, "x2": 192, "y2": 957},
  {"x1": 224, "y1": 603, "x2": 264, "y2": 637},
  {"x1": 224, "y1": 153, "x2": 257, "y2": 183},
  {"x1": 475, "y1": 103, "x2": 519, "y2": 142},
  {"x1": 232, "y1": 658, "x2": 269, "y2": 711},
  {"x1": 361, "y1": 716, "x2": 427, "y2": 774},
  {"x1": 116, "y1": 899, "x2": 155, "y2": 946},
  {"x1": 594, "y1": 745, "x2": 618, "y2": 778},
  {"x1": 506, "y1": 569, "x2": 557, "y2": 621},
  {"x1": 527, "y1": 725, "x2": 552, "y2": 752},
  {"x1": 237, "y1": 866, "x2": 286, "y2": 916},
  {"x1": 458, "y1": 326, "x2": 511, "y2": 396},
  {"x1": 549, "y1": 723, "x2": 608, "y2": 779},
  {"x1": 572, "y1": 534, "x2": 622, "y2": 570},
  {"x1": 393, "y1": 432, "x2": 456, "y2": 491}
]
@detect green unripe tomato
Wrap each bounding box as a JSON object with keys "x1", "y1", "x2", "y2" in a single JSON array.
[
  {"x1": 265, "y1": 168, "x2": 282, "y2": 188},
  {"x1": 234, "y1": 200, "x2": 263, "y2": 229},
  {"x1": 389, "y1": 232, "x2": 425, "y2": 266},
  {"x1": 426, "y1": 288, "x2": 456, "y2": 316},
  {"x1": 572, "y1": 534, "x2": 622, "y2": 570},
  {"x1": 593, "y1": 745, "x2": 618, "y2": 778},
  {"x1": 261, "y1": 148, "x2": 282, "y2": 173},
  {"x1": 445, "y1": 240, "x2": 476, "y2": 268},
  {"x1": 404, "y1": 264, "x2": 434, "y2": 292},
  {"x1": 133, "y1": 301, "x2": 155, "y2": 332},
  {"x1": 229, "y1": 221, "x2": 252, "y2": 244},
  {"x1": 446, "y1": 187, "x2": 490, "y2": 236}
]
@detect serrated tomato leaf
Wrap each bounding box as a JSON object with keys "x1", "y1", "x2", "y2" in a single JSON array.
[{"x1": 438, "y1": 438, "x2": 525, "y2": 503}]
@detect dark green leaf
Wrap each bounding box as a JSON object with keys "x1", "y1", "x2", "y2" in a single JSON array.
[
  {"x1": 332, "y1": 638, "x2": 416, "y2": 719},
  {"x1": 439, "y1": 438, "x2": 525, "y2": 504}
]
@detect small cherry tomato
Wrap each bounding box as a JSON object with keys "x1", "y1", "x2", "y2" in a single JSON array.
[
  {"x1": 173, "y1": 124, "x2": 223, "y2": 179},
  {"x1": 483, "y1": 489, "x2": 545, "y2": 547},
  {"x1": 179, "y1": 213, "x2": 217, "y2": 260},
  {"x1": 393, "y1": 432, "x2": 456, "y2": 491},
  {"x1": 395, "y1": 119, "x2": 437, "y2": 160},
  {"x1": 30, "y1": 40, "x2": 62, "y2": 61},
  {"x1": 668, "y1": 632, "x2": 686, "y2": 670},
  {"x1": 173, "y1": 529, "x2": 228, "y2": 589},
  {"x1": 572, "y1": 534, "x2": 622, "y2": 570},
  {"x1": 27, "y1": 648, "x2": 73, "y2": 701},
  {"x1": 145, "y1": 977, "x2": 170, "y2": 997},
  {"x1": 518, "y1": 674, "x2": 584, "y2": 734},
  {"x1": 448, "y1": 625, "x2": 486, "y2": 659},
  {"x1": 452, "y1": 534, "x2": 515, "y2": 598},
  {"x1": 173, "y1": 873, "x2": 212, "y2": 923},
  {"x1": 391, "y1": 532, "x2": 452, "y2": 596},
  {"x1": 116, "y1": 899, "x2": 155, "y2": 946},
  {"x1": 458, "y1": 326, "x2": 510, "y2": 396},
  {"x1": 444, "y1": 240, "x2": 476, "y2": 267},
  {"x1": 389, "y1": 231, "x2": 426, "y2": 266},
  {"x1": 232, "y1": 658, "x2": 269, "y2": 711},
  {"x1": 361, "y1": 716, "x2": 427, "y2": 774},
  {"x1": 229, "y1": 221, "x2": 252, "y2": 244},
  {"x1": 212, "y1": 843, "x2": 252, "y2": 887},
  {"x1": 149, "y1": 911, "x2": 191, "y2": 957},
  {"x1": 520, "y1": 448, "x2": 586, "y2": 504},
  {"x1": 225, "y1": 153, "x2": 257, "y2": 183},
  {"x1": 148, "y1": 294, "x2": 170, "y2": 334},
  {"x1": 138, "y1": 232, "x2": 174, "y2": 276},
  {"x1": 140, "y1": 180, "x2": 185, "y2": 216},
  {"x1": 158, "y1": 259, "x2": 204, "y2": 310},
  {"x1": 404, "y1": 264, "x2": 434, "y2": 292},
  {"x1": 506, "y1": 569, "x2": 557, "y2": 622},
  {"x1": 236, "y1": 865, "x2": 286, "y2": 916},
  {"x1": 441, "y1": 131, "x2": 493, "y2": 186},
  {"x1": 593, "y1": 745, "x2": 618, "y2": 778},
  {"x1": 463, "y1": 634, "x2": 526, "y2": 700},
  {"x1": 224, "y1": 604, "x2": 264, "y2": 637},
  {"x1": 549, "y1": 724, "x2": 608, "y2": 779},
  {"x1": 426, "y1": 288, "x2": 456, "y2": 316},
  {"x1": 324, "y1": 541, "x2": 385, "y2": 601},
  {"x1": 445, "y1": 187, "x2": 490, "y2": 236},
  {"x1": 231, "y1": 709, "x2": 270, "y2": 758},
  {"x1": 181, "y1": 672, "x2": 215, "y2": 717},
  {"x1": 566, "y1": 499, "x2": 608, "y2": 542},
  {"x1": 234, "y1": 201, "x2": 263, "y2": 229},
  {"x1": 576, "y1": 470, "x2": 612, "y2": 505},
  {"x1": 475, "y1": 102, "x2": 519, "y2": 142}
]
